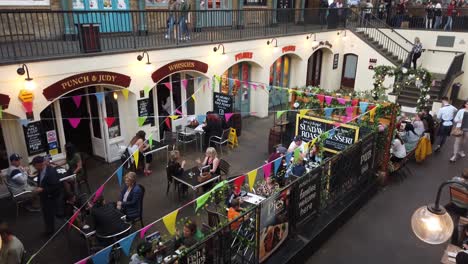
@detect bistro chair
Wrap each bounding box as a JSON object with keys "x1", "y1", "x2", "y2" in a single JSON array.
[
  {"x1": 165, "y1": 166, "x2": 180, "y2": 198},
  {"x1": 449, "y1": 186, "x2": 468, "y2": 210},
  {"x1": 176, "y1": 128, "x2": 197, "y2": 152},
  {"x1": 218, "y1": 159, "x2": 231, "y2": 179},
  {"x1": 129, "y1": 184, "x2": 145, "y2": 228},
  {"x1": 162, "y1": 130, "x2": 178, "y2": 149},
  {"x1": 209, "y1": 128, "x2": 231, "y2": 155},
  {"x1": 1, "y1": 174, "x2": 35, "y2": 218}
]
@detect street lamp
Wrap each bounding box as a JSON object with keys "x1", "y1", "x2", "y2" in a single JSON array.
[
  {"x1": 17, "y1": 64, "x2": 36, "y2": 91},
  {"x1": 213, "y1": 44, "x2": 225, "y2": 54},
  {"x1": 137, "y1": 51, "x2": 154, "y2": 73},
  {"x1": 411, "y1": 180, "x2": 466, "y2": 244}
]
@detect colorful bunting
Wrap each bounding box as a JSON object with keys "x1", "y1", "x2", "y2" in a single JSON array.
[
  {"x1": 359, "y1": 102, "x2": 369, "y2": 113},
  {"x1": 316, "y1": 94, "x2": 325, "y2": 103},
  {"x1": 329, "y1": 129, "x2": 335, "y2": 137},
  {"x1": 247, "y1": 170, "x2": 258, "y2": 191},
  {"x1": 332, "y1": 122, "x2": 341, "y2": 128},
  {"x1": 276, "y1": 110, "x2": 286, "y2": 119},
  {"x1": 75, "y1": 258, "x2": 88, "y2": 264},
  {"x1": 22, "y1": 101, "x2": 33, "y2": 112},
  {"x1": 0, "y1": 106, "x2": 3, "y2": 119},
  {"x1": 273, "y1": 158, "x2": 282, "y2": 175},
  {"x1": 144, "y1": 85, "x2": 151, "y2": 97},
  {"x1": 140, "y1": 223, "x2": 153, "y2": 239},
  {"x1": 369, "y1": 107, "x2": 378, "y2": 120},
  {"x1": 251, "y1": 84, "x2": 257, "y2": 91},
  {"x1": 120, "y1": 232, "x2": 137, "y2": 256},
  {"x1": 163, "y1": 210, "x2": 179, "y2": 236},
  {"x1": 95, "y1": 92, "x2": 104, "y2": 104},
  {"x1": 191, "y1": 94, "x2": 196, "y2": 102},
  {"x1": 19, "y1": 119, "x2": 29, "y2": 127},
  {"x1": 175, "y1": 109, "x2": 183, "y2": 115},
  {"x1": 294, "y1": 148, "x2": 301, "y2": 162},
  {"x1": 72, "y1": 96, "x2": 82, "y2": 108},
  {"x1": 148, "y1": 133, "x2": 153, "y2": 149},
  {"x1": 263, "y1": 163, "x2": 272, "y2": 179},
  {"x1": 299, "y1": 109, "x2": 308, "y2": 116},
  {"x1": 324, "y1": 108, "x2": 334, "y2": 118},
  {"x1": 346, "y1": 106, "x2": 354, "y2": 117},
  {"x1": 116, "y1": 166, "x2": 123, "y2": 186},
  {"x1": 233, "y1": 175, "x2": 245, "y2": 193},
  {"x1": 93, "y1": 185, "x2": 105, "y2": 203},
  {"x1": 235, "y1": 79, "x2": 241, "y2": 87},
  {"x1": 105, "y1": 117, "x2": 116, "y2": 127},
  {"x1": 324, "y1": 95, "x2": 333, "y2": 105},
  {"x1": 122, "y1": 89, "x2": 129, "y2": 100},
  {"x1": 285, "y1": 152, "x2": 292, "y2": 166},
  {"x1": 337, "y1": 98, "x2": 347, "y2": 105},
  {"x1": 68, "y1": 118, "x2": 81, "y2": 128},
  {"x1": 225, "y1": 113, "x2": 234, "y2": 122},
  {"x1": 91, "y1": 247, "x2": 112, "y2": 264},
  {"x1": 169, "y1": 115, "x2": 179, "y2": 121},
  {"x1": 351, "y1": 99, "x2": 359, "y2": 106},
  {"x1": 137, "y1": 116, "x2": 147, "y2": 127},
  {"x1": 68, "y1": 209, "x2": 81, "y2": 229},
  {"x1": 195, "y1": 191, "x2": 211, "y2": 212},
  {"x1": 164, "y1": 82, "x2": 172, "y2": 91},
  {"x1": 181, "y1": 79, "x2": 188, "y2": 90},
  {"x1": 133, "y1": 150, "x2": 139, "y2": 169}
]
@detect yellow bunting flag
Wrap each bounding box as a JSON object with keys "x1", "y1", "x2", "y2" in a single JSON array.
[
  {"x1": 191, "y1": 94, "x2": 196, "y2": 102},
  {"x1": 288, "y1": 89, "x2": 294, "y2": 94},
  {"x1": 162, "y1": 209, "x2": 179, "y2": 236},
  {"x1": 370, "y1": 107, "x2": 377, "y2": 120},
  {"x1": 169, "y1": 115, "x2": 178, "y2": 121},
  {"x1": 133, "y1": 150, "x2": 139, "y2": 169},
  {"x1": 299, "y1": 109, "x2": 308, "y2": 116},
  {"x1": 122, "y1": 89, "x2": 129, "y2": 100},
  {"x1": 247, "y1": 170, "x2": 258, "y2": 191}
]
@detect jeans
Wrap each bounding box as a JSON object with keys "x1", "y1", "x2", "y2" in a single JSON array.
[
  {"x1": 436, "y1": 125, "x2": 452, "y2": 148},
  {"x1": 434, "y1": 16, "x2": 442, "y2": 29},
  {"x1": 444, "y1": 16, "x2": 453, "y2": 31},
  {"x1": 426, "y1": 17, "x2": 433, "y2": 28},
  {"x1": 396, "y1": 15, "x2": 403, "y2": 27},
  {"x1": 178, "y1": 15, "x2": 190, "y2": 40},
  {"x1": 166, "y1": 14, "x2": 175, "y2": 39},
  {"x1": 453, "y1": 131, "x2": 467, "y2": 156}
]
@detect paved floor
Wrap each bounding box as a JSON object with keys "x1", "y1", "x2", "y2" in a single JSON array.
[{"x1": 306, "y1": 137, "x2": 466, "y2": 264}]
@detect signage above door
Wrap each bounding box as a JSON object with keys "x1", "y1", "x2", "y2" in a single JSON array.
[
  {"x1": 234, "y1": 52, "x2": 253, "y2": 62},
  {"x1": 151, "y1": 60, "x2": 208, "y2": 83}
]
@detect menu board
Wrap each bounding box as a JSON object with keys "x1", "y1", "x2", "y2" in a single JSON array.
[
  {"x1": 296, "y1": 115, "x2": 360, "y2": 154},
  {"x1": 213, "y1": 92, "x2": 233, "y2": 115},
  {"x1": 23, "y1": 121, "x2": 46, "y2": 155},
  {"x1": 359, "y1": 135, "x2": 375, "y2": 179},
  {"x1": 179, "y1": 243, "x2": 207, "y2": 264},
  {"x1": 293, "y1": 168, "x2": 322, "y2": 226},
  {"x1": 137, "y1": 98, "x2": 153, "y2": 126},
  {"x1": 333, "y1": 54, "x2": 339, "y2": 69}
]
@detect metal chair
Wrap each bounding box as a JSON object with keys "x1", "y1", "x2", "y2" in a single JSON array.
[
  {"x1": 176, "y1": 128, "x2": 197, "y2": 152},
  {"x1": 1, "y1": 175, "x2": 36, "y2": 218},
  {"x1": 209, "y1": 128, "x2": 231, "y2": 155},
  {"x1": 162, "y1": 130, "x2": 178, "y2": 149}
]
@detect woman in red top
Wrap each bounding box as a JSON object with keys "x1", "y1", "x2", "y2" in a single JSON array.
[{"x1": 444, "y1": 0, "x2": 456, "y2": 31}]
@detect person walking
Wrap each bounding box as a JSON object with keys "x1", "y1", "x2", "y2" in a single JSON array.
[
  {"x1": 0, "y1": 220, "x2": 25, "y2": 264},
  {"x1": 444, "y1": 0, "x2": 456, "y2": 31},
  {"x1": 31, "y1": 156, "x2": 62, "y2": 236},
  {"x1": 434, "y1": 2, "x2": 443, "y2": 29},
  {"x1": 450, "y1": 100, "x2": 468, "y2": 162},
  {"x1": 434, "y1": 97, "x2": 458, "y2": 152},
  {"x1": 363, "y1": 0, "x2": 374, "y2": 25},
  {"x1": 425, "y1": 1, "x2": 435, "y2": 29},
  {"x1": 411, "y1": 37, "x2": 423, "y2": 69}
]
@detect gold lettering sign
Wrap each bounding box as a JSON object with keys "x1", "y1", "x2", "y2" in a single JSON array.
[
  {"x1": 167, "y1": 62, "x2": 196, "y2": 72},
  {"x1": 60, "y1": 74, "x2": 118, "y2": 90}
]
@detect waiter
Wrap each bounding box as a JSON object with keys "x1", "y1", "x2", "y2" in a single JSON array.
[{"x1": 31, "y1": 156, "x2": 61, "y2": 236}]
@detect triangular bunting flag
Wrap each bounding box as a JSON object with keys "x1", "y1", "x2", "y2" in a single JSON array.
[
  {"x1": 72, "y1": 95, "x2": 82, "y2": 108},
  {"x1": 169, "y1": 115, "x2": 178, "y2": 121},
  {"x1": 247, "y1": 170, "x2": 257, "y2": 191},
  {"x1": 299, "y1": 109, "x2": 308, "y2": 116},
  {"x1": 235, "y1": 79, "x2": 241, "y2": 87},
  {"x1": 75, "y1": 258, "x2": 88, "y2": 264},
  {"x1": 191, "y1": 94, "x2": 196, "y2": 102},
  {"x1": 294, "y1": 148, "x2": 301, "y2": 162},
  {"x1": 105, "y1": 117, "x2": 116, "y2": 127},
  {"x1": 133, "y1": 150, "x2": 139, "y2": 169},
  {"x1": 19, "y1": 119, "x2": 29, "y2": 127},
  {"x1": 324, "y1": 95, "x2": 333, "y2": 105},
  {"x1": 116, "y1": 166, "x2": 123, "y2": 186},
  {"x1": 251, "y1": 84, "x2": 257, "y2": 91},
  {"x1": 95, "y1": 92, "x2": 104, "y2": 104},
  {"x1": 370, "y1": 107, "x2": 377, "y2": 120},
  {"x1": 91, "y1": 246, "x2": 112, "y2": 264},
  {"x1": 144, "y1": 85, "x2": 151, "y2": 97},
  {"x1": 120, "y1": 232, "x2": 137, "y2": 256},
  {"x1": 93, "y1": 185, "x2": 105, "y2": 203},
  {"x1": 276, "y1": 110, "x2": 286, "y2": 119},
  {"x1": 274, "y1": 158, "x2": 282, "y2": 175},
  {"x1": 68, "y1": 118, "x2": 81, "y2": 128},
  {"x1": 195, "y1": 191, "x2": 211, "y2": 212},
  {"x1": 225, "y1": 113, "x2": 234, "y2": 122},
  {"x1": 211, "y1": 180, "x2": 227, "y2": 193},
  {"x1": 181, "y1": 79, "x2": 188, "y2": 90},
  {"x1": 137, "y1": 116, "x2": 147, "y2": 127},
  {"x1": 337, "y1": 98, "x2": 347, "y2": 105},
  {"x1": 196, "y1": 115, "x2": 206, "y2": 124},
  {"x1": 332, "y1": 122, "x2": 341, "y2": 128},
  {"x1": 148, "y1": 133, "x2": 153, "y2": 149},
  {"x1": 316, "y1": 94, "x2": 325, "y2": 103},
  {"x1": 324, "y1": 108, "x2": 334, "y2": 118},
  {"x1": 165, "y1": 118, "x2": 171, "y2": 129},
  {"x1": 68, "y1": 209, "x2": 81, "y2": 229},
  {"x1": 163, "y1": 210, "x2": 179, "y2": 236},
  {"x1": 346, "y1": 106, "x2": 354, "y2": 117},
  {"x1": 0, "y1": 106, "x2": 3, "y2": 119},
  {"x1": 140, "y1": 223, "x2": 153, "y2": 239},
  {"x1": 175, "y1": 109, "x2": 183, "y2": 115},
  {"x1": 263, "y1": 163, "x2": 272, "y2": 179},
  {"x1": 22, "y1": 101, "x2": 33, "y2": 113},
  {"x1": 351, "y1": 99, "x2": 359, "y2": 106},
  {"x1": 122, "y1": 89, "x2": 129, "y2": 100},
  {"x1": 329, "y1": 129, "x2": 335, "y2": 137},
  {"x1": 164, "y1": 82, "x2": 172, "y2": 91},
  {"x1": 359, "y1": 102, "x2": 369, "y2": 113},
  {"x1": 285, "y1": 152, "x2": 292, "y2": 166},
  {"x1": 233, "y1": 175, "x2": 245, "y2": 193}
]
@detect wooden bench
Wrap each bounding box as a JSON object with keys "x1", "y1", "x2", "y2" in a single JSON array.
[{"x1": 390, "y1": 148, "x2": 416, "y2": 182}]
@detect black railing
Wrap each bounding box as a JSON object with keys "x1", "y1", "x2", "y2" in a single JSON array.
[
  {"x1": 439, "y1": 52, "x2": 465, "y2": 99},
  {"x1": 347, "y1": 9, "x2": 410, "y2": 64},
  {"x1": 0, "y1": 8, "x2": 347, "y2": 64}
]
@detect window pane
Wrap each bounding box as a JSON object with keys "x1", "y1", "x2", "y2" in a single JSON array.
[
  {"x1": 40, "y1": 104, "x2": 61, "y2": 154},
  {"x1": 105, "y1": 89, "x2": 121, "y2": 139},
  {"x1": 172, "y1": 74, "x2": 182, "y2": 113},
  {"x1": 186, "y1": 74, "x2": 195, "y2": 115}
]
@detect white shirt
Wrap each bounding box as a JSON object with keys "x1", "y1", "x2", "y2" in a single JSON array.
[
  {"x1": 392, "y1": 139, "x2": 407, "y2": 158},
  {"x1": 123, "y1": 188, "x2": 131, "y2": 202},
  {"x1": 288, "y1": 141, "x2": 306, "y2": 153},
  {"x1": 413, "y1": 120, "x2": 425, "y2": 136},
  {"x1": 454, "y1": 109, "x2": 468, "y2": 128},
  {"x1": 437, "y1": 104, "x2": 458, "y2": 126}
]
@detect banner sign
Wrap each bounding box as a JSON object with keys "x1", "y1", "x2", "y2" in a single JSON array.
[
  {"x1": 293, "y1": 168, "x2": 322, "y2": 226},
  {"x1": 23, "y1": 121, "x2": 46, "y2": 155},
  {"x1": 296, "y1": 115, "x2": 360, "y2": 154},
  {"x1": 213, "y1": 92, "x2": 233, "y2": 115},
  {"x1": 259, "y1": 187, "x2": 291, "y2": 263},
  {"x1": 179, "y1": 241, "x2": 207, "y2": 264}
]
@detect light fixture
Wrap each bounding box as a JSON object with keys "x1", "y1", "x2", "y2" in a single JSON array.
[
  {"x1": 113, "y1": 91, "x2": 118, "y2": 100},
  {"x1": 137, "y1": 51, "x2": 154, "y2": 73},
  {"x1": 267, "y1": 38, "x2": 279, "y2": 52},
  {"x1": 213, "y1": 44, "x2": 226, "y2": 55},
  {"x1": 306, "y1": 33, "x2": 318, "y2": 46},
  {"x1": 342, "y1": 31, "x2": 348, "y2": 40},
  {"x1": 401, "y1": 67, "x2": 408, "y2": 74},
  {"x1": 17, "y1": 64, "x2": 35, "y2": 91},
  {"x1": 411, "y1": 180, "x2": 466, "y2": 244}
]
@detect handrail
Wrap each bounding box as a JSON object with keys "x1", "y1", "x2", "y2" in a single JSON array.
[
  {"x1": 438, "y1": 53, "x2": 465, "y2": 99},
  {"x1": 423, "y1": 49, "x2": 465, "y2": 55}
]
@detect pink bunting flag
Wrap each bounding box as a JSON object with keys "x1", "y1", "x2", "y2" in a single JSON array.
[
  {"x1": 225, "y1": 113, "x2": 234, "y2": 122},
  {"x1": 351, "y1": 99, "x2": 359, "y2": 106},
  {"x1": 22, "y1": 101, "x2": 33, "y2": 113},
  {"x1": 68, "y1": 118, "x2": 81, "y2": 128},
  {"x1": 72, "y1": 96, "x2": 82, "y2": 108},
  {"x1": 346, "y1": 106, "x2": 354, "y2": 117},
  {"x1": 337, "y1": 98, "x2": 347, "y2": 105},
  {"x1": 93, "y1": 185, "x2": 105, "y2": 203},
  {"x1": 164, "y1": 82, "x2": 172, "y2": 91},
  {"x1": 324, "y1": 95, "x2": 333, "y2": 105},
  {"x1": 140, "y1": 224, "x2": 154, "y2": 239},
  {"x1": 181, "y1": 79, "x2": 188, "y2": 90},
  {"x1": 333, "y1": 122, "x2": 341, "y2": 128},
  {"x1": 316, "y1": 94, "x2": 325, "y2": 103},
  {"x1": 165, "y1": 118, "x2": 171, "y2": 129},
  {"x1": 263, "y1": 163, "x2": 272, "y2": 179},
  {"x1": 105, "y1": 117, "x2": 116, "y2": 127},
  {"x1": 75, "y1": 258, "x2": 89, "y2": 264},
  {"x1": 68, "y1": 209, "x2": 81, "y2": 229},
  {"x1": 175, "y1": 109, "x2": 183, "y2": 115},
  {"x1": 251, "y1": 84, "x2": 257, "y2": 91}
]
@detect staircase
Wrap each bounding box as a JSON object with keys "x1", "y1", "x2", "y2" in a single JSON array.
[{"x1": 396, "y1": 75, "x2": 444, "y2": 108}]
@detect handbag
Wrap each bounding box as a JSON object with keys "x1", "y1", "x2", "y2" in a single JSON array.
[{"x1": 451, "y1": 126, "x2": 463, "y2": 137}]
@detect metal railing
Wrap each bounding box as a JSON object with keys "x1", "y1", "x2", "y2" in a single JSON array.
[
  {"x1": 0, "y1": 8, "x2": 347, "y2": 64},
  {"x1": 439, "y1": 52, "x2": 465, "y2": 98}
]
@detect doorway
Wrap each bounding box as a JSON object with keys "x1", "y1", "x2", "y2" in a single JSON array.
[
  {"x1": 221, "y1": 62, "x2": 251, "y2": 117},
  {"x1": 307, "y1": 49, "x2": 323, "y2": 86},
  {"x1": 341, "y1": 54, "x2": 358, "y2": 89},
  {"x1": 269, "y1": 55, "x2": 291, "y2": 110}
]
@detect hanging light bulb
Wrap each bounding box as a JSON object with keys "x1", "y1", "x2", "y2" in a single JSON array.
[{"x1": 113, "y1": 91, "x2": 118, "y2": 100}]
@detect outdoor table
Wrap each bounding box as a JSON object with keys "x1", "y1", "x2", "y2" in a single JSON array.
[
  {"x1": 184, "y1": 126, "x2": 205, "y2": 152},
  {"x1": 441, "y1": 244, "x2": 462, "y2": 263},
  {"x1": 241, "y1": 192, "x2": 266, "y2": 206},
  {"x1": 172, "y1": 166, "x2": 220, "y2": 197}
]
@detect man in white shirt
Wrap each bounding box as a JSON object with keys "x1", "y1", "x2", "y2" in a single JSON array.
[
  {"x1": 435, "y1": 96, "x2": 458, "y2": 152},
  {"x1": 288, "y1": 136, "x2": 307, "y2": 155},
  {"x1": 6, "y1": 154, "x2": 41, "y2": 211}
]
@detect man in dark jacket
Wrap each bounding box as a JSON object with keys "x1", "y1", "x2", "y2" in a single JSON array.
[
  {"x1": 89, "y1": 196, "x2": 130, "y2": 245},
  {"x1": 31, "y1": 156, "x2": 62, "y2": 236}
]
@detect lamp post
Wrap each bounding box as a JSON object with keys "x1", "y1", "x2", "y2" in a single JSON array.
[{"x1": 411, "y1": 180, "x2": 467, "y2": 244}]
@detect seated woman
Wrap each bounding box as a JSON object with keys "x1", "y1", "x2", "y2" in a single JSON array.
[
  {"x1": 306, "y1": 143, "x2": 322, "y2": 164},
  {"x1": 196, "y1": 147, "x2": 221, "y2": 192},
  {"x1": 401, "y1": 123, "x2": 420, "y2": 152},
  {"x1": 175, "y1": 221, "x2": 202, "y2": 250},
  {"x1": 391, "y1": 134, "x2": 407, "y2": 163},
  {"x1": 89, "y1": 195, "x2": 129, "y2": 245},
  {"x1": 128, "y1": 130, "x2": 153, "y2": 176},
  {"x1": 168, "y1": 150, "x2": 187, "y2": 195},
  {"x1": 117, "y1": 172, "x2": 143, "y2": 221},
  {"x1": 413, "y1": 113, "x2": 426, "y2": 137}
]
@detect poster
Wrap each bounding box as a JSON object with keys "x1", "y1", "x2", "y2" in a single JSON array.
[
  {"x1": 296, "y1": 115, "x2": 360, "y2": 154},
  {"x1": 259, "y1": 188, "x2": 290, "y2": 263},
  {"x1": 293, "y1": 168, "x2": 322, "y2": 226},
  {"x1": 137, "y1": 98, "x2": 153, "y2": 126},
  {"x1": 333, "y1": 54, "x2": 339, "y2": 69},
  {"x1": 117, "y1": 0, "x2": 127, "y2": 9},
  {"x1": 89, "y1": 0, "x2": 98, "y2": 9},
  {"x1": 0, "y1": 0, "x2": 50, "y2": 6},
  {"x1": 179, "y1": 243, "x2": 207, "y2": 264},
  {"x1": 23, "y1": 122, "x2": 46, "y2": 156},
  {"x1": 145, "y1": 0, "x2": 169, "y2": 7},
  {"x1": 213, "y1": 92, "x2": 233, "y2": 115},
  {"x1": 103, "y1": 0, "x2": 112, "y2": 9},
  {"x1": 72, "y1": 0, "x2": 85, "y2": 9}
]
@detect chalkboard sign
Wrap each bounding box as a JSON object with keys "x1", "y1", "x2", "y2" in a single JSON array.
[
  {"x1": 296, "y1": 115, "x2": 359, "y2": 154},
  {"x1": 137, "y1": 98, "x2": 153, "y2": 126},
  {"x1": 23, "y1": 121, "x2": 46, "y2": 155},
  {"x1": 179, "y1": 243, "x2": 207, "y2": 264},
  {"x1": 293, "y1": 168, "x2": 322, "y2": 226},
  {"x1": 333, "y1": 53, "x2": 339, "y2": 69},
  {"x1": 213, "y1": 92, "x2": 233, "y2": 115},
  {"x1": 359, "y1": 134, "x2": 375, "y2": 179}
]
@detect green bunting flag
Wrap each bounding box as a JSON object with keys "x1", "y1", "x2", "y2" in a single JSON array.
[
  {"x1": 276, "y1": 110, "x2": 286, "y2": 119},
  {"x1": 195, "y1": 191, "x2": 211, "y2": 212},
  {"x1": 138, "y1": 116, "x2": 147, "y2": 127},
  {"x1": 144, "y1": 85, "x2": 151, "y2": 97},
  {"x1": 148, "y1": 133, "x2": 153, "y2": 149},
  {"x1": 294, "y1": 148, "x2": 301, "y2": 162}
]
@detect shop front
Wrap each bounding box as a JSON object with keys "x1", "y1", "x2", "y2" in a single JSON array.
[
  {"x1": 306, "y1": 43, "x2": 334, "y2": 87},
  {"x1": 268, "y1": 53, "x2": 292, "y2": 111},
  {"x1": 36, "y1": 71, "x2": 132, "y2": 162}
]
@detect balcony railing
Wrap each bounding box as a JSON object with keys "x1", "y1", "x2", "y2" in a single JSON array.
[{"x1": 0, "y1": 8, "x2": 347, "y2": 64}]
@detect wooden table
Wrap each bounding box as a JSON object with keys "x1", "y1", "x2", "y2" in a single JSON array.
[{"x1": 441, "y1": 244, "x2": 462, "y2": 263}]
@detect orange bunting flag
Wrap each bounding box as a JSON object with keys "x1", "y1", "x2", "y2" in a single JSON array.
[{"x1": 369, "y1": 107, "x2": 377, "y2": 120}]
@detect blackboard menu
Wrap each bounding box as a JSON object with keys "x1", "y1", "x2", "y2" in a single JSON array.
[
  {"x1": 324, "y1": 126, "x2": 358, "y2": 153},
  {"x1": 333, "y1": 54, "x2": 339, "y2": 69},
  {"x1": 213, "y1": 92, "x2": 233, "y2": 115},
  {"x1": 179, "y1": 243, "x2": 207, "y2": 264},
  {"x1": 297, "y1": 117, "x2": 327, "y2": 142},
  {"x1": 293, "y1": 168, "x2": 322, "y2": 226},
  {"x1": 359, "y1": 135, "x2": 375, "y2": 179},
  {"x1": 137, "y1": 98, "x2": 153, "y2": 126},
  {"x1": 23, "y1": 121, "x2": 46, "y2": 155}
]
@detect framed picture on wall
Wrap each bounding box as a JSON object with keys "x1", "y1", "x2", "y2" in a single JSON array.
[
  {"x1": 333, "y1": 54, "x2": 339, "y2": 70},
  {"x1": 146, "y1": 0, "x2": 169, "y2": 8},
  {"x1": 72, "y1": 0, "x2": 85, "y2": 9}
]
